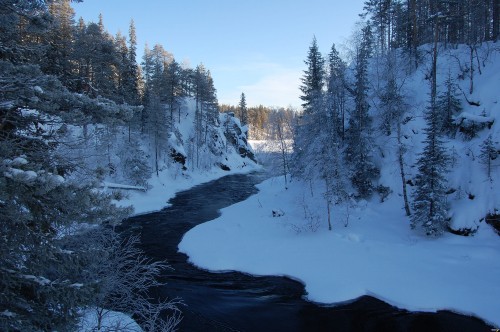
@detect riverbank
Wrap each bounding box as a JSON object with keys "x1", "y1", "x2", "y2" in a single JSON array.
[
  {"x1": 179, "y1": 175, "x2": 500, "y2": 328},
  {"x1": 115, "y1": 162, "x2": 261, "y2": 215},
  {"x1": 120, "y1": 173, "x2": 493, "y2": 331}
]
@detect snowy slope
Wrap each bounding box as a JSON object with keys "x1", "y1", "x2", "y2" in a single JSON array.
[
  {"x1": 116, "y1": 98, "x2": 260, "y2": 214},
  {"x1": 371, "y1": 43, "x2": 500, "y2": 231},
  {"x1": 179, "y1": 43, "x2": 500, "y2": 326}
]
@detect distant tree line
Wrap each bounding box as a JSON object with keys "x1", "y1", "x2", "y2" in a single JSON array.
[{"x1": 220, "y1": 98, "x2": 297, "y2": 140}]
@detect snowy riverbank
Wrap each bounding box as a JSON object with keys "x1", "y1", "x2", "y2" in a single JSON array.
[
  {"x1": 179, "y1": 175, "x2": 500, "y2": 327},
  {"x1": 115, "y1": 159, "x2": 261, "y2": 216}
]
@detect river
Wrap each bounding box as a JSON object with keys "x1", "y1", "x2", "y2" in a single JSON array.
[{"x1": 120, "y1": 172, "x2": 492, "y2": 331}]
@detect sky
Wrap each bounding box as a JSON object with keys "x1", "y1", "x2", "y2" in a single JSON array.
[{"x1": 72, "y1": 0, "x2": 366, "y2": 108}]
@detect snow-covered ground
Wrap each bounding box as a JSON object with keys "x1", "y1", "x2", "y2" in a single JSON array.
[
  {"x1": 179, "y1": 175, "x2": 500, "y2": 327},
  {"x1": 115, "y1": 160, "x2": 261, "y2": 215},
  {"x1": 78, "y1": 309, "x2": 142, "y2": 332}
]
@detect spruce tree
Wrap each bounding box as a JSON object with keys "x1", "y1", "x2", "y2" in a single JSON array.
[
  {"x1": 435, "y1": 73, "x2": 462, "y2": 135},
  {"x1": 239, "y1": 92, "x2": 248, "y2": 126},
  {"x1": 479, "y1": 134, "x2": 498, "y2": 181},
  {"x1": 293, "y1": 38, "x2": 349, "y2": 229},
  {"x1": 122, "y1": 19, "x2": 140, "y2": 106},
  {"x1": 345, "y1": 24, "x2": 377, "y2": 198},
  {"x1": 299, "y1": 36, "x2": 324, "y2": 114},
  {"x1": 411, "y1": 99, "x2": 450, "y2": 236},
  {"x1": 164, "y1": 58, "x2": 182, "y2": 122},
  {"x1": 294, "y1": 37, "x2": 325, "y2": 174},
  {"x1": 326, "y1": 43, "x2": 347, "y2": 139},
  {"x1": 44, "y1": 0, "x2": 76, "y2": 90}
]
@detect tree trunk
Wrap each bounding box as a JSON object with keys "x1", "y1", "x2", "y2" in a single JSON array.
[
  {"x1": 469, "y1": 45, "x2": 474, "y2": 94},
  {"x1": 277, "y1": 120, "x2": 288, "y2": 188},
  {"x1": 409, "y1": 0, "x2": 418, "y2": 69},
  {"x1": 325, "y1": 178, "x2": 332, "y2": 231},
  {"x1": 128, "y1": 122, "x2": 131, "y2": 143},
  {"x1": 155, "y1": 130, "x2": 159, "y2": 176},
  {"x1": 397, "y1": 121, "x2": 411, "y2": 216},
  {"x1": 493, "y1": 0, "x2": 499, "y2": 41},
  {"x1": 431, "y1": 15, "x2": 439, "y2": 105},
  {"x1": 327, "y1": 199, "x2": 332, "y2": 231}
]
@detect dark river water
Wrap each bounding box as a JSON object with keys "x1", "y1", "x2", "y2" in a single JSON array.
[{"x1": 120, "y1": 172, "x2": 493, "y2": 332}]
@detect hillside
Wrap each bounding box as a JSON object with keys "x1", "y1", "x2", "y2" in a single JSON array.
[
  {"x1": 374, "y1": 43, "x2": 499, "y2": 232},
  {"x1": 110, "y1": 97, "x2": 259, "y2": 214},
  {"x1": 179, "y1": 43, "x2": 500, "y2": 327}
]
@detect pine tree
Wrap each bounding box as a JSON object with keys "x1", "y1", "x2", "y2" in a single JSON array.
[
  {"x1": 411, "y1": 99, "x2": 450, "y2": 236},
  {"x1": 44, "y1": 0, "x2": 76, "y2": 89},
  {"x1": 362, "y1": 0, "x2": 393, "y2": 53}
]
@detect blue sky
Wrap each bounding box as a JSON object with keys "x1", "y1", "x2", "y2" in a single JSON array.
[{"x1": 72, "y1": 0, "x2": 365, "y2": 107}]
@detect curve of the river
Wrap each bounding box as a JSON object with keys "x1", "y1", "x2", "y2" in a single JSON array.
[{"x1": 120, "y1": 172, "x2": 492, "y2": 332}]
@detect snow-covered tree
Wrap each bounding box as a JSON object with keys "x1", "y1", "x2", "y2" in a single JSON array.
[
  {"x1": 0, "y1": 4, "x2": 181, "y2": 330},
  {"x1": 65, "y1": 229, "x2": 182, "y2": 332},
  {"x1": 239, "y1": 92, "x2": 248, "y2": 127},
  {"x1": 345, "y1": 24, "x2": 378, "y2": 198},
  {"x1": 164, "y1": 58, "x2": 183, "y2": 123},
  {"x1": 122, "y1": 19, "x2": 141, "y2": 106},
  {"x1": 479, "y1": 134, "x2": 498, "y2": 181},
  {"x1": 299, "y1": 36, "x2": 325, "y2": 114},
  {"x1": 379, "y1": 51, "x2": 411, "y2": 216},
  {"x1": 293, "y1": 36, "x2": 351, "y2": 230},
  {"x1": 44, "y1": 0, "x2": 77, "y2": 90},
  {"x1": 326, "y1": 43, "x2": 347, "y2": 140},
  {"x1": 411, "y1": 99, "x2": 450, "y2": 236},
  {"x1": 0, "y1": 59, "x2": 132, "y2": 330},
  {"x1": 435, "y1": 73, "x2": 462, "y2": 135}
]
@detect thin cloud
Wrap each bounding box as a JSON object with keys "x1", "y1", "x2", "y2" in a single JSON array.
[
  {"x1": 217, "y1": 63, "x2": 303, "y2": 108},
  {"x1": 238, "y1": 70, "x2": 302, "y2": 107}
]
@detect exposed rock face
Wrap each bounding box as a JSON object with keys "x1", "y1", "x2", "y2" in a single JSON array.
[
  {"x1": 223, "y1": 113, "x2": 256, "y2": 162},
  {"x1": 170, "y1": 148, "x2": 187, "y2": 170}
]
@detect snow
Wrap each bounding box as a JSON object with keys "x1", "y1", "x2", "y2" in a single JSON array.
[
  {"x1": 22, "y1": 275, "x2": 51, "y2": 286},
  {"x1": 1, "y1": 310, "x2": 15, "y2": 318},
  {"x1": 249, "y1": 139, "x2": 293, "y2": 153},
  {"x1": 102, "y1": 182, "x2": 146, "y2": 191},
  {"x1": 116, "y1": 97, "x2": 260, "y2": 215},
  {"x1": 178, "y1": 43, "x2": 500, "y2": 327},
  {"x1": 3, "y1": 167, "x2": 38, "y2": 182},
  {"x1": 120, "y1": 162, "x2": 260, "y2": 215},
  {"x1": 33, "y1": 86, "x2": 44, "y2": 94},
  {"x1": 51, "y1": 174, "x2": 65, "y2": 184},
  {"x1": 455, "y1": 112, "x2": 495, "y2": 124},
  {"x1": 11, "y1": 157, "x2": 28, "y2": 166},
  {"x1": 78, "y1": 308, "x2": 142, "y2": 332},
  {"x1": 179, "y1": 176, "x2": 500, "y2": 326}
]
